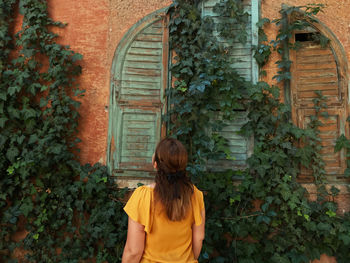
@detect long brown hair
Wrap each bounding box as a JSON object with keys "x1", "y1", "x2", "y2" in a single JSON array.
[{"x1": 153, "y1": 138, "x2": 193, "y2": 221}]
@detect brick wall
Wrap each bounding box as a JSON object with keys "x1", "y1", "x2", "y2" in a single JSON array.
[
  {"x1": 10, "y1": 1, "x2": 349, "y2": 262},
  {"x1": 48, "y1": 0, "x2": 171, "y2": 165}
]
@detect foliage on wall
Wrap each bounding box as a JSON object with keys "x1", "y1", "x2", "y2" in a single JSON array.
[
  {"x1": 0, "y1": 1, "x2": 127, "y2": 262},
  {"x1": 167, "y1": 1, "x2": 350, "y2": 262},
  {"x1": 1, "y1": 0, "x2": 350, "y2": 263}
]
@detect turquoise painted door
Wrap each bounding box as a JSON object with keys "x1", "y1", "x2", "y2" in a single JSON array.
[
  {"x1": 108, "y1": 10, "x2": 169, "y2": 177},
  {"x1": 203, "y1": 0, "x2": 258, "y2": 170},
  {"x1": 108, "y1": 2, "x2": 259, "y2": 175}
]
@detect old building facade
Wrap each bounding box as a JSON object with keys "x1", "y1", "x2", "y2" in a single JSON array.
[{"x1": 46, "y1": 1, "x2": 350, "y2": 262}]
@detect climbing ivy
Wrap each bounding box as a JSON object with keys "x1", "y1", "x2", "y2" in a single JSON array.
[
  {"x1": 0, "y1": 1, "x2": 127, "y2": 262},
  {"x1": 166, "y1": 0, "x2": 251, "y2": 175},
  {"x1": 167, "y1": 1, "x2": 350, "y2": 263},
  {"x1": 2, "y1": 0, "x2": 350, "y2": 263}
]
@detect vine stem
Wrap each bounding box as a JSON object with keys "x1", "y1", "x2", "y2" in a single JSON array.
[
  {"x1": 108, "y1": 195, "x2": 125, "y2": 204},
  {"x1": 222, "y1": 213, "x2": 263, "y2": 220}
]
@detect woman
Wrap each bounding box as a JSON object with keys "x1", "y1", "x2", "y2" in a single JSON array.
[{"x1": 122, "y1": 138, "x2": 205, "y2": 263}]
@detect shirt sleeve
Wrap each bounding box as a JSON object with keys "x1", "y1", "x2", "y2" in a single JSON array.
[
  {"x1": 124, "y1": 186, "x2": 153, "y2": 233},
  {"x1": 192, "y1": 185, "x2": 205, "y2": 226}
]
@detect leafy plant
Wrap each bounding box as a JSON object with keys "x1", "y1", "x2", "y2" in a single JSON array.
[
  {"x1": 2, "y1": 0, "x2": 350, "y2": 262},
  {"x1": 0, "y1": 1, "x2": 127, "y2": 262},
  {"x1": 168, "y1": 1, "x2": 350, "y2": 262}
]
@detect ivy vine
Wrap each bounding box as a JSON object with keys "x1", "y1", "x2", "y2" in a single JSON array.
[
  {"x1": 2, "y1": 0, "x2": 350, "y2": 263},
  {"x1": 168, "y1": 1, "x2": 350, "y2": 263},
  {"x1": 0, "y1": 1, "x2": 127, "y2": 262}
]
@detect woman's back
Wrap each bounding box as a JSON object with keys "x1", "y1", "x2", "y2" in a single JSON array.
[
  {"x1": 122, "y1": 138, "x2": 205, "y2": 263},
  {"x1": 124, "y1": 185, "x2": 204, "y2": 263}
]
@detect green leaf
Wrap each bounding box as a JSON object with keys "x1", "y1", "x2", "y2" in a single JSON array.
[
  {"x1": 320, "y1": 111, "x2": 329, "y2": 118},
  {"x1": 326, "y1": 210, "x2": 336, "y2": 217},
  {"x1": 40, "y1": 85, "x2": 49, "y2": 92},
  {"x1": 317, "y1": 222, "x2": 331, "y2": 231},
  {"x1": 7, "y1": 166, "x2": 15, "y2": 175},
  {"x1": 330, "y1": 186, "x2": 340, "y2": 196},
  {"x1": 0, "y1": 117, "x2": 8, "y2": 128},
  {"x1": 17, "y1": 135, "x2": 25, "y2": 145},
  {"x1": 8, "y1": 86, "x2": 21, "y2": 96},
  {"x1": 0, "y1": 91, "x2": 7, "y2": 101},
  {"x1": 261, "y1": 202, "x2": 269, "y2": 212},
  {"x1": 72, "y1": 53, "x2": 83, "y2": 62},
  {"x1": 280, "y1": 187, "x2": 291, "y2": 201},
  {"x1": 20, "y1": 199, "x2": 34, "y2": 217},
  {"x1": 19, "y1": 0, "x2": 26, "y2": 14},
  {"x1": 28, "y1": 134, "x2": 38, "y2": 144},
  {"x1": 339, "y1": 233, "x2": 350, "y2": 245},
  {"x1": 271, "y1": 254, "x2": 291, "y2": 263},
  {"x1": 23, "y1": 108, "x2": 37, "y2": 119},
  {"x1": 6, "y1": 147, "x2": 19, "y2": 162},
  {"x1": 256, "y1": 18, "x2": 270, "y2": 28},
  {"x1": 40, "y1": 98, "x2": 47, "y2": 107},
  {"x1": 8, "y1": 106, "x2": 20, "y2": 119},
  {"x1": 335, "y1": 134, "x2": 348, "y2": 152},
  {"x1": 35, "y1": 178, "x2": 44, "y2": 188},
  {"x1": 344, "y1": 168, "x2": 350, "y2": 177}
]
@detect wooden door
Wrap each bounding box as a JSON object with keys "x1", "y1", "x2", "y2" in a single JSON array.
[
  {"x1": 108, "y1": 11, "x2": 169, "y2": 178},
  {"x1": 291, "y1": 32, "x2": 348, "y2": 181}
]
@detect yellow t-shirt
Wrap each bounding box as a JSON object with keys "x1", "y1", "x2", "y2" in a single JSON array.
[{"x1": 124, "y1": 185, "x2": 205, "y2": 263}]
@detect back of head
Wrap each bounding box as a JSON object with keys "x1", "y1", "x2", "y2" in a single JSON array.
[{"x1": 154, "y1": 138, "x2": 193, "y2": 221}]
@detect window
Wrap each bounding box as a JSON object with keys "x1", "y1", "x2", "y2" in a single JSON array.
[
  {"x1": 202, "y1": 0, "x2": 258, "y2": 171},
  {"x1": 107, "y1": 8, "x2": 169, "y2": 178},
  {"x1": 290, "y1": 21, "x2": 349, "y2": 182},
  {"x1": 107, "y1": 0, "x2": 259, "y2": 177}
]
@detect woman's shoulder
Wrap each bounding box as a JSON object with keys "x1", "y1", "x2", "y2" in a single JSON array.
[
  {"x1": 192, "y1": 184, "x2": 203, "y2": 196},
  {"x1": 125, "y1": 185, "x2": 153, "y2": 212},
  {"x1": 124, "y1": 185, "x2": 154, "y2": 233},
  {"x1": 133, "y1": 185, "x2": 154, "y2": 195},
  {"x1": 191, "y1": 184, "x2": 205, "y2": 225},
  {"x1": 191, "y1": 184, "x2": 204, "y2": 206},
  {"x1": 126, "y1": 185, "x2": 153, "y2": 204}
]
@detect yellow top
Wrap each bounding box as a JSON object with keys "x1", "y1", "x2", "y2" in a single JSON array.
[{"x1": 124, "y1": 185, "x2": 205, "y2": 263}]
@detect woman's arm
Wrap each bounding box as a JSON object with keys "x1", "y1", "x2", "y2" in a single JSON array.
[
  {"x1": 192, "y1": 209, "x2": 205, "y2": 259},
  {"x1": 122, "y1": 217, "x2": 145, "y2": 263}
]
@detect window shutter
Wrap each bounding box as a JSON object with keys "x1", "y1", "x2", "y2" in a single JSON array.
[
  {"x1": 202, "y1": 0, "x2": 258, "y2": 170},
  {"x1": 291, "y1": 32, "x2": 347, "y2": 181},
  {"x1": 202, "y1": 0, "x2": 258, "y2": 83},
  {"x1": 108, "y1": 10, "x2": 169, "y2": 177},
  {"x1": 209, "y1": 111, "x2": 253, "y2": 171}
]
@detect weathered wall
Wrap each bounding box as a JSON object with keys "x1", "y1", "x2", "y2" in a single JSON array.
[
  {"x1": 4, "y1": 0, "x2": 350, "y2": 262},
  {"x1": 261, "y1": 2, "x2": 350, "y2": 262},
  {"x1": 11, "y1": 1, "x2": 171, "y2": 261},
  {"x1": 42, "y1": 2, "x2": 349, "y2": 263},
  {"x1": 47, "y1": 0, "x2": 350, "y2": 169},
  {"x1": 261, "y1": 0, "x2": 350, "y2": 202},
  {"x1": 48, "y1": 0, "x2": 171, "y2": 165},
  {"x1": 261, "y1": 0, "x2": 350, "y2": 98}
]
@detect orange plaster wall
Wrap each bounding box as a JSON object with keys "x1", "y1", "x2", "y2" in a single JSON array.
[
  {"x1": 48, "y1": 0, "x2": 110, "y2": 165},
  {"x1": 48, "y1": 0, "x2": 171, "y2": 165},
  {"x1": 47, "y1": 0, "x2": 350, "y2": 167}
]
